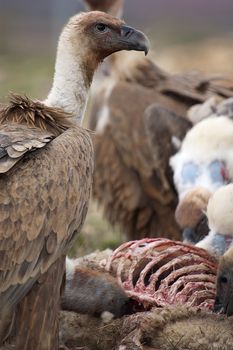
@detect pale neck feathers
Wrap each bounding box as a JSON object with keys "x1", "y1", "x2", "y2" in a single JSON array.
[{"x1": 45, "y1": 21, "x2": 99, "y2": 125}]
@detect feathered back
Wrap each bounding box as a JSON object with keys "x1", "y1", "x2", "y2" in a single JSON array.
[
  {"x1": 111, "y1": 53, "x2": 233, "y2": 101},
  {"x1": 111, "y1": 52, "x2": 167, "y2": 88},
  {"x1": 0, "y1": 94, "x2": 76, "y2": 173},
  {"x1": 0, "y1": 94, "x2": 74, "y2": 136}
]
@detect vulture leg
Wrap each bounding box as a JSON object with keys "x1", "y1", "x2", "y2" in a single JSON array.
[{"x1": 11, "y1": 256, "x2": 65, "y2": 350}]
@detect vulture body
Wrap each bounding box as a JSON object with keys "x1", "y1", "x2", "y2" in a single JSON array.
[
  {"x1": 92, "y1": 54, "x2": 233, "y2": 240},
  {"x1": 0, "y1": 97, "x2": 93, "y2": 350},
  {"x1": 0, "y1": 11, "x2": 149, "y2": 349},
  {"x1": 83, "y1": 0, "x2": 233, "y2": 240}
]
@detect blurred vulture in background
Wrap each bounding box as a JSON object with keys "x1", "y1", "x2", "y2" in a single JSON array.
[
  {"x1": 82, "y1": 0, "x2": 233, "y2": 241},
  {"x1": 170, "y1": 98, "x2": 233, "y2": 245},
  {"x1": 83, "y1": 0, "x2": 123, "y2": 17}
]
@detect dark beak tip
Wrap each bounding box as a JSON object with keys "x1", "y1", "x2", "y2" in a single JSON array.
[
  {"x1": 213, "y1": 297, "x2": 224, "y2": 314},
  {"x1": 137, "y1": 39, "x2": 150, "y2": 56},
  {"x1": 121, "y1": 25, "x2": 150, "y2": 55},
  {"x1": 139, "y1": 35, "x2": 150, "y2": 56},
  {"x1": 144, "y1": 45, "x2": 149, "y2": 56}
]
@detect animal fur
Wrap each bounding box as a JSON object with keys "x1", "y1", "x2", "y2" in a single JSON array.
[
  {"x1": 59, "y1": 306, "x2": 233, "y2": 350},
  {"x1": 60, "y1": 250, "x2": 232, "y2": 348},
  {"x1": 62, "y1": 260, "x2": 130, "y2": 318}
]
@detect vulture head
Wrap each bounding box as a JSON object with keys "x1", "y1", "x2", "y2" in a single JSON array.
[
  {"x1": 82, "y1": 0, "x2": 124, "y2": 17},
  {"x1": 46, "y1": 11, "x2": 149, "y2": 120},
  {"x1": 175, "y1": 187, "x2": 211, "y2": 244},
  {"x1": 60, "y1": 11, "x2": 149, "y2": 68},
  {"x1": 170, "y1": 116, "x2": 233, "y2": 244},
  {"x1": 215, "y1": 245, "x2": 233, "y2": 316}
]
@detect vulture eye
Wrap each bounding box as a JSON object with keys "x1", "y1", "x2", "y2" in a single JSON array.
[
  {"x1": 209, "y1": 160, "x2": 228, "y2": 184},
  {"x1": 181, "y1": 162, "x2": 200, "y2": 184},
  {"x1": 95, "y1": 23, "x2": 108, "y2": 33},
  {"x1": 220, "y1": 276, "x2": 228, "y2": 284}
]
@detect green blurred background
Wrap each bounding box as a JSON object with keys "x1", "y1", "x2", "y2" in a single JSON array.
[
  {"x1": 0, "y1": 0, "x2": 233, "y2": 256},
  {"x1": 1, "y1": 0, "x2": 233, "y2": 101}
]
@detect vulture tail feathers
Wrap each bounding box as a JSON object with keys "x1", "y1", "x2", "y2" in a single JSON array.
[
  {"x1": 0, "y1": 276, "x2": 37, "y2": 310},
  {"x1": 0, "y1": 277, "x2": 37, "y2": 344}
]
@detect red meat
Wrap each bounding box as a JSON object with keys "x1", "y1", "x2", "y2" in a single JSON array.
[{"x1": 106, "y1": 238, "x2": 218, "y2": 311}]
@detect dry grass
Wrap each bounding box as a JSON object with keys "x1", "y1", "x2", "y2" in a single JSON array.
[
  {"x1": 69, "y1": 201, "x2": 125, "y2": 258},
  {"x1": 0, "y1": 55, "x2": 53, "y2": 102}
]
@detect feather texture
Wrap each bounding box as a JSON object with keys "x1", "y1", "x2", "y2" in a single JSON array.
[
  {"x1": 91, "y1": 55, "x2": 233, "y2": 240},
  {"x1": 0, "y1": 94, "x2": 74, "y2": 136},
  {"x1": 0, "y1": 96, "x2": 94, "y2": 347}
]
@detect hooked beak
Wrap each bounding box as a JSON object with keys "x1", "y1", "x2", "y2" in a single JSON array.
[
  {"x1": 120, "y1": 25, "x2": 150, "y2": 56},
  {"x1": 213, "y1": 296, "x2": 224, "y2": 313},
  {"x1": 182, "y1": 227, "x2": 197, "y2": 244},
  {"x1": 214, "y1": 296, "x2": 233, "y2": 316},
  {"x1": 214, "y1": 273, "x2": 233, "y2": 316}
]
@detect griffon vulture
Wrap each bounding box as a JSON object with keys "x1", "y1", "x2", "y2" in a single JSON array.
[
  {"x1": 0, "y1": 11, "x2": 149, "y2": 350},
  {"x1": 170, "y1": 99, "x2": 233, "y2": 244}
]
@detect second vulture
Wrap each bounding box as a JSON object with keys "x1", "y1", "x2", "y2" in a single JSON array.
[{"x1": 83, "y1": 0, "x2": 233, "y2": 241}]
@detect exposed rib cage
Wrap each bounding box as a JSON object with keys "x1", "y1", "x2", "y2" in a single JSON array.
[{"x1": 106, "y1": 238, "x2": 218, "y2": 310}]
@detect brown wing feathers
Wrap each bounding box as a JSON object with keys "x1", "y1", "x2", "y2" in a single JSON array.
[
  {"x1": 112, "y1": 54, "x2": 233, "y2": 102},
  {"x1": 0, "y1": 95, "x2": 76, "y2": 174},
  {"x1": 0, "y1": 94, "x2": 93, "y2": 341},
  {"x1": 0, "y1": 126, "x2": 54, "y2": 173}
]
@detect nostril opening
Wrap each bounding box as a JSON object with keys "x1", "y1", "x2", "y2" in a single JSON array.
[
  {"x1": 125, "y1": 29, "x2": 132, "y2": 38},
  {"x1": 182, "y1": 227, "x2": 197, "y2": 244},
  {"x1": 220, "y1": 276, "x2": 228, "y2": 284},
  {"x1": 122, "y1": 26, "x2": 134, "y2": 38}
]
